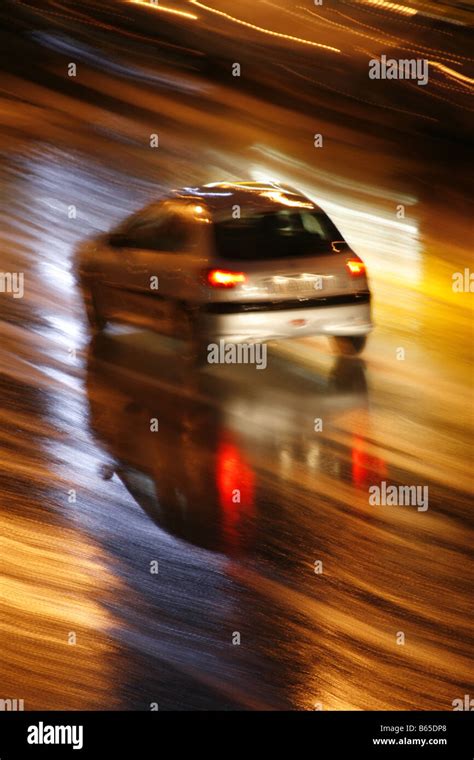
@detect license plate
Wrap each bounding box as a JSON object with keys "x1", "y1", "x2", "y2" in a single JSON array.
[{"x1": 265, "y1": 276, "x2": 321, "y2": 295}]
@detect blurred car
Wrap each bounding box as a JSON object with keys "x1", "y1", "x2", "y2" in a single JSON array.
[{"x1": 76, "y1": 181, "x2": 373, "y2": 355}]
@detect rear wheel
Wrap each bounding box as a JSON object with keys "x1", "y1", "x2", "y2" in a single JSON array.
[
  {"x1": 329, "y1": 357, "x2": 367, "y2": 393},
  {"x1": 182, "y1": 306, "x2": 208, "y2": 367},
  {"x1": 332, "y1": 335, "x2": 367, "y2": 356},
  {"x1": 84, "y1": 282, "x2": 107, "y2": 332}
]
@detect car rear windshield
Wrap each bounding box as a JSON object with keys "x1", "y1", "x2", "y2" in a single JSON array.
[{"x1": 213, "y1": 209, "x2": 342, "y2": 260}]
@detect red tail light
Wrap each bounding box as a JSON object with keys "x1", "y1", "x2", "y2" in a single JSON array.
[
  {"x1": 206, "y1": 269, "x2": 247, "y2": 288},
  {"x1": 345, "y1": 258, "x2": 366, "y2": 277}
]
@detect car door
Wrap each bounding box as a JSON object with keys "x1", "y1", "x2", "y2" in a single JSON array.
[{"x1": 106, "y1": 202, "x2": 202, "y2": 335}]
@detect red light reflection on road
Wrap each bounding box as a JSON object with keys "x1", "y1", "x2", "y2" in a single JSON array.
[
  {"x1": 216, "y1": 436, "x2": 255, "y2": 550},
  {"x1": 351, "y1": 435, "x2": 387, "y2": 488}
]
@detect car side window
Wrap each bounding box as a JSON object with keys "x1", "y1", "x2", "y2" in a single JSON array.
[
  {"x1": 110, "y1": 207, "x2": 195, "y2": 252},
  {"x1": 108, "y1": 206, "x2": 160, "y2": 248},
  {"x1": 161, "y1": 213, "x2": 192, "y2": 252}
]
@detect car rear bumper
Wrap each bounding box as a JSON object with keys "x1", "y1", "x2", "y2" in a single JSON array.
[{"x1": 201, "y1": 294, "x2": 373, "y2": 342}]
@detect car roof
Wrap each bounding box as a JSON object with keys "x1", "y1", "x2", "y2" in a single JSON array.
[{"x1": 172, "y1": 181, "x2": 323, "y2": 216}]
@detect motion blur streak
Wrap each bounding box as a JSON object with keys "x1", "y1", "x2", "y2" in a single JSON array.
[
  {"x1": 0, "y1": 509, "x2": 120, "y2": 710},
  {"x1": 428, "y1": 61, "x2": 474, "y2": 88},
  {"x1": 363, "y1": 0, "x2": 417, "y2": 16},
  {"x1": 129, "y1": 0, "x2": 198, "y2": 21},
  {"x1": 304, "y1": 6, "x2": 466, "y2": 67},
  {"x1": 189, "y1": 0, "x2": 341, "y2": 52}
]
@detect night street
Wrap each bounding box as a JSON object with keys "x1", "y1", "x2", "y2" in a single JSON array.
[{"x1": 0, "y1": 0, "x2": 472, "y2": 712}]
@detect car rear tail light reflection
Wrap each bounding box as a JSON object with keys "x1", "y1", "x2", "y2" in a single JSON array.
[
  {"x1": 206, "y1": 269, "x2": 247, "y2": 288},
  {"x1": 351, "y1": 435, "x2": 387, "y2": 488},
  {"x1": 345, "y1": 259, "x2": 366, "y2": 277},
  {"x1": 216, "y1": 437, "x2": 255, "y2": 550}
]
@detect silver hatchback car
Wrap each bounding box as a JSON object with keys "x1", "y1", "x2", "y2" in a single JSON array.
[{"x1": 76, "y1": 181, "x2": 373, "y2": 355}]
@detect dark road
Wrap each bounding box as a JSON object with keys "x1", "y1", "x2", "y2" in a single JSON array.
[{"x1": 0, "y1": 0, "x2": 472, "y2": 711}]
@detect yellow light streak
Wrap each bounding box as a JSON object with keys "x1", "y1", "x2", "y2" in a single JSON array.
[
  {"x1": 261, "y1": 190, "x2": 314, "y2": 208},
  {"x1": 189, "y1": 0, "x2": 340, "y2": 53},
  {"x1": 364, "y1": 0, "x2": 417, "y2": 16},
  {"x1": 429, "y1": 60, "x2": 474, "y2": 88},
  {"x1": 130, "y1": 0, "x2": 198, "y2": 20}
]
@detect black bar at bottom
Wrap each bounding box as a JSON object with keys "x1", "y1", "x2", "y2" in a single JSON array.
[{"x1": 0, "y1": 711, "x2": 472, "y2": 757}]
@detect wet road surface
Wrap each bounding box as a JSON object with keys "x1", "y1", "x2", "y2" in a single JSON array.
[{"x1": 0, "y1": 0, "x2": 472, "y2": 710}]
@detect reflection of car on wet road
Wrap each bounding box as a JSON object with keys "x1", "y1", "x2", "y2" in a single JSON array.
[
  {"x1": 77, "y1": 182, "x2": 373, "y2": 355},
  {"x1": 86, "y1": 330, "x2": 372, "y2": 553}
]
